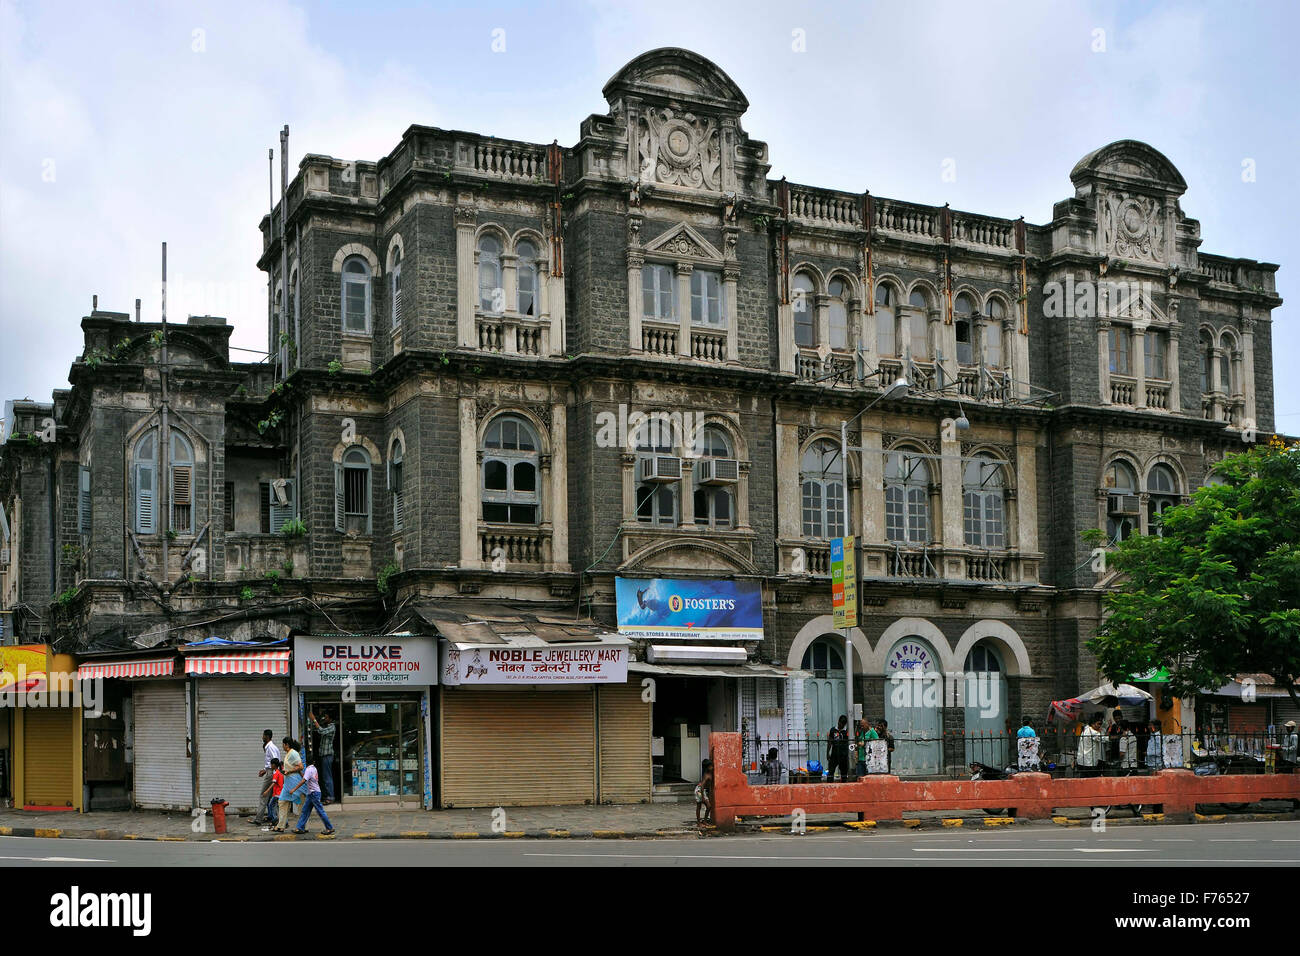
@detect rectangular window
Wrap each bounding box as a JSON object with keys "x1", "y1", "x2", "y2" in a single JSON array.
[
  {"x1": 1109, "y1": 328, "x2": 1131, "y2": 374},
  {"x1": 636, "y1": 483, "x2": 677, "y2": 526},
  {"x1": 909, "y1": 312, "x2": 929, "y2": 360},
  {"x1": 642, "y1": 265, "x2": 675, "y2": 320},
  {"x1": 79, "y1": 466, "x2": 92, "y2": 535},
  {"x1": 1144, "y1": 331, "x2": 1166, "y2": 379},
  {"x1": 224, "y1": 481, "x2": 235, "y2": 532},
  {"x1": 691, "y1": 270, "x2": 724, "y2": 326},
  {"x1": 390, "y1": 265, "x2": 402, "y2": 329},
  {"x1": 391, "y1": 461, "x2": 404, "y2": 532},
  {"x1": 829, "y1": 303, "x2": 848, "y2": 350},
  {"x1": 955, "y1": 321, "x2": 973, "y2": 365},
  {"x1": 885, "y1": 486, "x2": 905, "y2": 543},
  {"x1": 171, "y1": 465, "x2": 192, "y2": 535},
  {"x1": 344, "y1": 281, "x2": 369, "y2": 332},
  {"x1": 801, "y1": 481, "x2": 823, "y2": 538},
  {"x1": 135, "y1": 463, "x2": 156, "y2": 534},
  {"x1": 984, "y1": 323, "x2": 1002, "y2": 367}
]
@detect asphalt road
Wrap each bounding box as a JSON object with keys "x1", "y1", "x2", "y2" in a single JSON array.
[{"x1": 2, "y1": 820, "x2": 1298, "y2": 866}]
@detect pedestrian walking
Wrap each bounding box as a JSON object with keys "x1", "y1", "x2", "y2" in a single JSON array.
[
  {"x1": 255, "y1": 730, "x2": 281, "y2": 824},
  {"x1": 826, "y1": 715, "x2": 850, "y2": 782},
  {"x1": 309, "y1": 710, "x2": 336, "y2": 804},
  {"x1": 695, "y1": 758, "x2": 714, "y2": 828},
  {"x1": 276, "y1": 737, "x2": 304, "y2": 832},
  {"x1": 289, "y1": 758, "x2": 336, "y2": 835}
]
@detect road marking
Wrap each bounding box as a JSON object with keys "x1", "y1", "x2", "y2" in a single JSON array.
[
  {"x1": 522, "y1": 852, "x2": 1293, "y2": 864},
  {"x1": 0, "y1": 855, "x2": 111, "y2": 862},
  {"x1": 913, "y1": 847, "x2": 1150, "y2": 853},
  {"x1": 1210, "y1": 839, "x2": 1256, "y2": 842}
]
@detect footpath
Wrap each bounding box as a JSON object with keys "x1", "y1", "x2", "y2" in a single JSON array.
[{"x1": 1, "y1": 800, "x2": 1295, "y2": 842}]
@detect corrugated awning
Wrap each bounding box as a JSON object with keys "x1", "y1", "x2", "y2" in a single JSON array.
[
  {"x1": 76, "y1": 658, "x2": 175, "y2": 680},
  {"x1": 184, "y1": 649, "x2": 290, "y2": 676},
  {"x1": 628, "y1": 660, "x2": 809, "y2": 680},
  {"x1": 411, "y1": 602, "x2": 630, "y2": 651}
]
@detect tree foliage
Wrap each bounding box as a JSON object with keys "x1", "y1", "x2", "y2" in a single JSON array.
[{"x1": 1089, "y1": 437, "x2": 1300, "y2": 704}]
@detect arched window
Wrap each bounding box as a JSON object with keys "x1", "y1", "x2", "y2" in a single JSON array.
[
  {"x1": 964, "y1": 643, "x2": 1002, "y2": 674},
  {"x1": 1104, "y1": 460, "x2": 1139, "y2": 542},
  {"x1": 132, "y1": 431, "x2": 157, "y2": 534},
  {"x1": 954, "y1": 293, "x2": 976, "y2": 365},
  {"x1": 642, "y1": 264, "x2": 675, "y2": 321},
  {"x1": 635, "y1": 415, "x2": 677, "y2": 526},
  {"x1": 885, "y1": 450, "x2": 930, "y2": 544},
  {"x1": 477, "y1": 234, "x2": 503, "y2": 314},
  {"x1": 875, "y1": 284, "x2": 897, "y2": 358},
  {"x1": 908, "y1": 289, "x2": 930, "y2": 360},
  {"x1": 985, "y1": 300, "x2": 1005, "y2": 368},
  {"x1": 516, "y1": 240, "x2": 538, "y2": 316},
  {"x1": 828, "y1": 278, "x2": 849, "y2": 350},
  {"x1": 1146, "y1": 463, "x2": 1179, "y2": 535},
  {"x1": 273, "y1": 284, "x2": 283, "y2": 371},
  {"x1": 483, "y1": 416, "x2": 539, "y2": 525},
  {"x1": 170, "y1": 430, "x2": 194, "y2": 535},
  {"x1": 800, "y1": 439, "x2": 844, "y2": 539},
  {"x1": 963, "y1": 454, "x2": 1005, "y2": 548},
  {"x1": 335, "y1": 447, "x2": 373, "y2": 533},
  {"x1": 801, "y1": 638, "x2": 844, "y2": 675},
  {"x1": 793, "y1": 273, "x2": 816, "y2": 347},
  {"x1": 389, "y1": 247, "x2": 403, "y2": 329},
  {"x1": 693, "y1": 425, "x2": 734, "y2": 530},
  {"x1": 389, "y1": 437, "x2": 406, "y2": 532},
  {"x1": 285, "y1": 269, "x2": 299, "y2": 373},
  {"x1": 341, "y1": 256, "x2": 372, "y2": 333},
  {"x1": 1220, "y1": 333, "x2": 1239, "y2": 395}
]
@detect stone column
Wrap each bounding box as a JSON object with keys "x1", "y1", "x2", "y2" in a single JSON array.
[
  {"x1": 736, "y1": 460, "x2": 752, "y2": 530},
  {"x1": 676, "y1": 263, "x2": 693, "y2": 358},
  {"x1": 678, "y1": 460, "x2": 695, "y2": 529},
  {"x1": 627, "y1": 251, "x2": 644, "y2": 353},
  {"x1": 776, "y1": 422, "x2": 800, "y2": 544},
  {"x1": 458, "y1": 396, "x2": 479, "y2": 568},
  {"x1": 814, "y1": 294, "x2": 830, "y2": 355},
  {"x1": 723, "y1": 264, "x2": 739, "y2": 362},
  {"x1": 1097, "y1": 319, "x2": 1112, "y2": 405},
  {"x1": 1167, "y1": 328, "x2": 1181, "y2": 412},
  {"x1": 455, "y1": 205, "x2": 477, "y2": 348},
  {"x1": 939, "y1": 432, "x2": 963, "y2": 549},
  {"x1": 935, "y1": 308, "x2": 956, "y2": 383},
  {"x1": 1241, "y1": 315, "x2": 1257, "y2": 426},
  {"x1": 778, "y1": 299, "x2": 795, "y2": 375},
  {"x1": 1015, "y1": 438, "x2": 1037, "y2": 554},
  {"x1": 549, "y1": 402, "x2": 568, "y2": 570}
]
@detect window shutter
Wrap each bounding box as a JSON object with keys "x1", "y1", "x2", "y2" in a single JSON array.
[
  {"x1": 334, "y1": 463, "x2": 345, "y2": 532},
  {"x1": 171, "y1": 465, "x2": 192, "y2": 533},
  {"x1": 136, "y1": 463, "x2": 156, "y2": 534},
  {"x1": 269, "y1": 479, "x2": 296, "y2": 533},
  {"x1": 391, "y1": 460, "x2": 404, "y2": 532},
  {"x1": 79, "y1": 466, "x2": 92, "y2": 535},
  {"x1": 391, "y1": 267, "x2": 402, "y2": 328}
]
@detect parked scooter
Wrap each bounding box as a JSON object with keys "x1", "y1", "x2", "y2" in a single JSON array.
[{"x1": 969, "y1": 762, "x2": 1015, "y2": 815}]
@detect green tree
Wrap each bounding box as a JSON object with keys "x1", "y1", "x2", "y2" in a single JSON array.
[{"x1": 1089, "y1": 438, "x2": 1300, "y2": 704}]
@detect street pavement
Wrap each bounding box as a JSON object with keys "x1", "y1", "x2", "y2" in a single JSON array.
[{"x1": 0, "y1": 819, "x2": 1296, "y2": 865}]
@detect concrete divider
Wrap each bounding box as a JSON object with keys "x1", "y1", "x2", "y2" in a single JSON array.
[{"x1": 709, "y1": 733, "x2": 1300, "y2": 830}]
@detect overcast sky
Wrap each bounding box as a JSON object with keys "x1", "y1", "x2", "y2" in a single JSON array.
[{"x1": 2, "y1": 0, "x2": 1296, "y2": 428}]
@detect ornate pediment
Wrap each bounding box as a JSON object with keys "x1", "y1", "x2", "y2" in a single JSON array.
[
  {"x1": 1101, "y1": 190, "x2": 1165, "y2": 262},
  {"x1": 643, "y1": 222, "x2": 724, "y2": 263},
  {"x1": 636, "y1": 107, "x2": 722, "y2": 191}
]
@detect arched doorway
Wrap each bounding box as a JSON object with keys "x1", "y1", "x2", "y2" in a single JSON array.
[
  {"x1": 884, "y1": 636, "x2": 942, "y2": 775},
  {"x1": 963, "y1": 642, "x2": 1008, "y2": 768},
  {"x1": 802, "y1": 637, "x2": 846, "y2": 768}
]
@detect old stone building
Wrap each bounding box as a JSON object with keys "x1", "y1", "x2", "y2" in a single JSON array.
[{"x1": 0, "y1": 48, "x2": 1282, "y2": 807}]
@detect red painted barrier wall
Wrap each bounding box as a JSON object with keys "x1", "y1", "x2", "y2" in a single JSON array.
[{"x1": 709, "y1": 733, "x2": 1300, "y2": 830}]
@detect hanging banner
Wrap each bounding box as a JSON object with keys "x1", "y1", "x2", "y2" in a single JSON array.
[
  {"x1": 615, "y1": 577, "x2": 763, "y2": 641},
  {"x1": 831, "y1": 536, "x2": 857, "y2": 629}
]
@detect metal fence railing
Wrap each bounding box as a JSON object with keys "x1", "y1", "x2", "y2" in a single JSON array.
[{"x1": 737, "y1": 730, "x2": 1300, "y2": 782}]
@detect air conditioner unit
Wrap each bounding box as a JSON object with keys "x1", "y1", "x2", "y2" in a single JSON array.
[
  {"x1": 696, "y1": 458, "x2": 740, "y2": 485},
  {"x1": 0, "y1": 546, "x2": 9, "y2": 567},
  {"x1": 0, "y1": 610, "x2": 12, "y2": 643},
  {"x1": 1108, "y1": 494, "x2": 1140, "y2": 515},
  {"x1": 638, "y1": 456, "x2": 682, "y2": 482}
]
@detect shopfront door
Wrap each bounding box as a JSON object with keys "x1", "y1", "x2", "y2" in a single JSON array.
[
  {"x1": 883, "y1": 636, "x2": 942, "y2": 776},
  {"x1": 339, "y1": 698, "x2": 422, "y2": 805}
]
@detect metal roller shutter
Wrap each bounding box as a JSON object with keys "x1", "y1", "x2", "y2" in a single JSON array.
[
  {"x1": 1273, "y1": 696, "x2": 1300, "y2": 726},
  {"x1": 197, "y1": 678, "x2": 288, "y2": 813},
  {"x1": 133, "y1": 682, "x2": 192, "y2": 809},
  {"x1": 23, "y1": 709, "x2": 75, "y2": 807},
  {"x1": 441, "y1": 688, "x2": 595, "y2": 807},
  {"x1": 598, "y1": 683, "x2": 651, "y2": 804}
]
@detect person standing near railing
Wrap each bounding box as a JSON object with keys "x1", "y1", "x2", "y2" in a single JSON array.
[
  {"x1": 855, "y1": 719, "x2": 878, "y2": 778},
  {"x1": 1282, "y1": 720, "x2": 1299, "y2": 767},
  {"x1": 827, "y1": 716, "x2": 851, "y2": 782},
  {"x1": 1077, "y1": 716, "x2": 1104, "y2": 774},
  {"x1": 1145, "y1": 720, "x2": 1163, "y2": 769}
]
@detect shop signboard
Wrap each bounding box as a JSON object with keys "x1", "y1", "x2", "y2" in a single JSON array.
[
  {"x1": 614, "y1": 577, "x2": 763, "y2": 641},
  {"x1": 294, "y1": 637, "x2": 437, "y2": 688},
  {"x1": 441, "y1": 643, "x2": 627, "y2": 686},
  {"x1": 0, "y1": 644, "x2": 51, "y2": 696}
]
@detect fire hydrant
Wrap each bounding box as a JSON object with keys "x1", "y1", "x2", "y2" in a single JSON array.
[{"x1": 210, "y1": 798, "x2": 230, "y2": 834}]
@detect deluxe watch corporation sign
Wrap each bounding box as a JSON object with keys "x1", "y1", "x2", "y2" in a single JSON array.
[{"x1": 294, "y1": 637, "x2": 437, "y2": 688}]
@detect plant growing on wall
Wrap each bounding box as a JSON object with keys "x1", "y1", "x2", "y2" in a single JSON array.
[
  {"x1": 376, "y1": 562, "x2": 400, "y2": 595},
  {"x1": 279, "y1": 518, "x2": 306, "y2": 539}
]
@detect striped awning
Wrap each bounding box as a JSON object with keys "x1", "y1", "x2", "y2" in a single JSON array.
[
  {"x1": 184, "y1": 649, "x2": 290, "y2": 676},
  {"x1": 76, "y1": 658, "x2": 175, "y2": 680}
]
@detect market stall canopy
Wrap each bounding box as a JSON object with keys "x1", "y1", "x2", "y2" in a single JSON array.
[
  {"x1": 1202, "y1": 673, "x2": 1299, "y2": 699},
  {"x1": 1050, "y1": 682, "x2": 1153, "y2": 721},
  {"x1": 180, "y1": 638, "x2": 290, "y2": 676},
  {"x1": 75, "y1": 657, "x2": 175, "y2": 680}
]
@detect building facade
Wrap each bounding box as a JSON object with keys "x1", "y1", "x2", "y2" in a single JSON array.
[{"x1": 0, "y1": 48, "x2": 1283, "y2": 807}]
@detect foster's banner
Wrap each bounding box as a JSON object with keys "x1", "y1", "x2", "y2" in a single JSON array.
[{"x1": 615, "y1": 577, "x2": 763, "y2": 641}]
